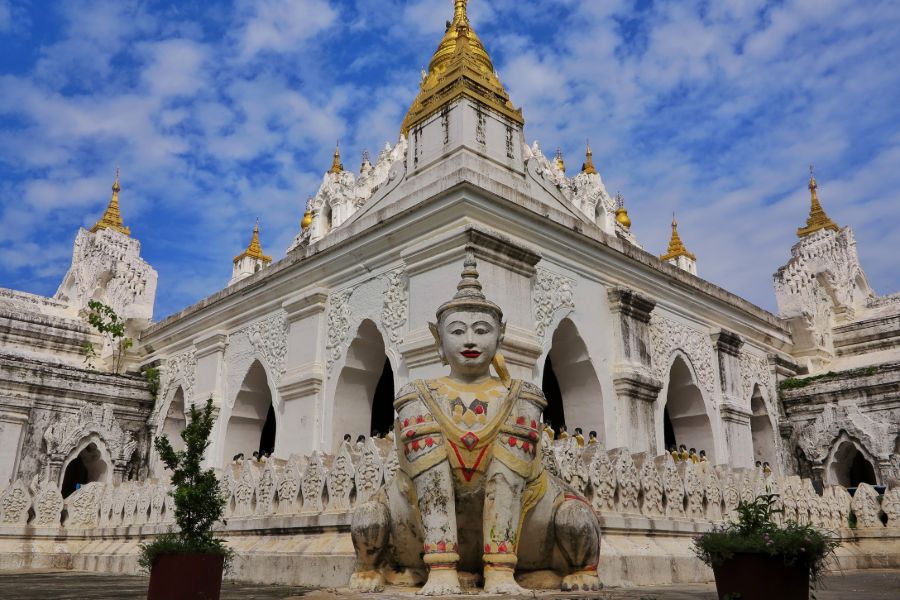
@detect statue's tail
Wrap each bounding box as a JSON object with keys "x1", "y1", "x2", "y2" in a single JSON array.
[{"x1": 492, "y1": 352, "x2": 512, "y2": 387}]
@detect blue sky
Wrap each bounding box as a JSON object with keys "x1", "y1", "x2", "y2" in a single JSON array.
[{"x1": 1, "y1": 0, "x2": 898, "y2": 320}]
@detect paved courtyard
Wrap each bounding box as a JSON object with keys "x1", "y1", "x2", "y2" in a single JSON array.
[{"x1": 0, "y1": 569, "x2": 898, "y2": 599}]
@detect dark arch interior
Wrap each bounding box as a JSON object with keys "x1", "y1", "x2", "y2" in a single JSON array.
[
  {"x1": 258, "y1": 404, "x2": 276, "y2": 456},
  {"x1": 541, "y1": 356, "x2": 566, "y2": 433},
  {"x1": 663, "y1": 407, "x2": 676, "y2": 449},
  {"x1": 61, "y1": 443, "x2": 107, "y2": 498},
  {"x1": 849, "y1": 452, "x2": 877, "y2": 487},
  {"x1": 370, "y1": 358, "x2": 395, "y2": 437}
]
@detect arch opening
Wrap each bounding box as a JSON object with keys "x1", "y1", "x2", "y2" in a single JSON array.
[
  {"x1": 61, "y1": 442, "x2": 108, "y2": 498},
  {"x1": 750, "y1": 386, "x2": 776, "y2": 466},
  {"x1": 828, "y1": 440, "x2": 877, "y2": 487},
  {"x1": 162, "y1": 387, "x2": 186, "y2": 452},
  {"x1": 542, "y1": 319, "x2": 603, "y2": 439},
  {"x1": 223, "y1": 361, "x2": 275, "y2": 465},
  {"x1": 662, "y1": 355, "x2": 715, "y2": 461},
  {"x1": 332, "y1": 320, "x2": 395, "y2": 451}
]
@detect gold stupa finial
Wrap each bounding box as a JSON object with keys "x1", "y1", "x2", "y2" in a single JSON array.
[
  {"x1": 797, "y1": 164, "x2": 839, "y2": 237},
  {"x1": 582, "y1": 141, "x2": 597, "y2": 175},
  {"x1": 328, "y1": 142, "x2": 344, "y2": 174},
  {"x1": 234, "y1": 218, "x2": 272, "y2": 264},
  {"x1": 661, "y1": 213, "x2": 696, "y2": 261},
  {"x1": 614, "y1": 192, "x2": 631, "y2": 229},
  {"x1": 555, "y1": 147, "x2": 566, "y2": 173},
  {"x1": 401, "y1": 0, "x2": 523, "y2": 136},
  {"x1": 300, "y1": 197, "x2": 314, "y2": 230},
  {"x1": 90, "y1": 167, "x2": 131, "y2": 236}
]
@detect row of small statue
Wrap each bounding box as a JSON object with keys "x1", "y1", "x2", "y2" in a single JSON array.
[
  {"x1": 542, "y1": 423, "x2": 598, "y2": 446},
  {"x1": 668, "y1": 444, "x2": 709, "y2": 464}
]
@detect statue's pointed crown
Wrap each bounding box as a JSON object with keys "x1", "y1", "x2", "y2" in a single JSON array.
[{"x1": 436, "y1": 251, "x2": 503, "y2": 321}]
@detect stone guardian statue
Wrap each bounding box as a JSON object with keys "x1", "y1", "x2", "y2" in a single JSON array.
[{"x1": 349, "y1": 252, "x2": 601, "y2": 594}]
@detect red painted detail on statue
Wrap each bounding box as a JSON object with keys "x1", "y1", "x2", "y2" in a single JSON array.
[
  {"x1": 508, "y1": 436, "x2": 517, "y2": 447},
  {"x1": 412, "y1": 440, "x2": 420, "y2": 451},
  {"x1": 528, "y1": 431, "x2": 538, "y2": 441},
  {"x1": 531, "y1": 420, "x2": 537, "y2": 429},
  {"x1": 448, "y1": 441, "x2": 489, "y2": 482},
  {"x1": 406, "y1": 429, "x2": 415, "y2": 439},
  {"x1": 416, "y1": 415, "x2": 425, "y2": 424},
  {"x1": 403, "y1": 418, "x2": 409, "y2": 427},
  {"x1": 515, "y1": 416, "x2": 525, "y2": 425},
  {"x1": 460, "y1": 431, "x2": 479, "y2": 450},
  {"x1": 474, "y1": 405, "x2": 484, "y2": 415},
  {"x1": 484, "y1": 543, "x2": 491, "y2": 553},
  {"x1": 522, "y1": 442, "x2": 530, "y2": 452},
  {"x1": 436, "y1": 540, "x2": 446, "y2": 552},
  {"x1": 564, "y1": 493, "x2": 593, "y2": 509},
  {"x1": 498, "y1": 542, "x2": 508, "y2": 553},
  {"x1": 426, "y1": 437, "x2": 434, "y2": 447}
]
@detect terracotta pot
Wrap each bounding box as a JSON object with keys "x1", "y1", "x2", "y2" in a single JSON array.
[
  {"x1": 712, "y1": 552, "x2": 809, "y2": 600},
  {"x1": 147, "y1": 553, "x2": 225, "y2": 600}
]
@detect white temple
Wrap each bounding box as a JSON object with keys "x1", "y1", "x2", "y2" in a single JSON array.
[{"x1": 0, "y1": 0, "x2": 897, "y2": 587}]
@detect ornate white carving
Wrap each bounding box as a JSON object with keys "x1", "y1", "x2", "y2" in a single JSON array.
[
  {"x1": 557, "y1": 439, "x2": 588, "y2": 494},
  {"x1": 326, "y1": 289, "x2": 354, "y2": 376},
  {"x1": 613, "y1": 449, "x2": 640, "y2": 515},
  {"x1": 256, "y1": 461, "x2": 277, "y2": 516},
  {"x1": 54, "y1": 228, "x2": 157, "y2": 322},
  {"x1": 233, "y1": 461, "x2": 256, "y2": 517},
  {"x1": 739, "y1": 351, "x2": 772, "y2": 401},
  {"x1": 226, "y1": 311, "x2": 288, "y2": 398},
  {"x1": 639, "y1": 456, "x2": 665, "y2": 517},
  {"x1": 0, "y1": 480, "x2": 31, "y2": 524},
  {"x1": 154, "y1": 347, "x2": 197, "y2": 424},
  {"x1": 32, "y1": 480, "x2": 64, "y2": 527},
  {"x1": 662, "y1": 457, "x2": 685, "y2": 518},
  {"x1": 588, "y1": 448, "x2": 616, "y2": 512},
  {"x1": 850, "y1": 483, "x2": 883, "y2": 528},
  {"x1": 301, "y1": 452, "x2": 327, "y2": 513},
  {"x1": 277, "y1": 456, "x2": 302, "y2": 514},
  {"x1": 327, "y1": 443, "x2": 355, "y2": 511},
  {"x1": 650, "y1": 315, "x2": 716, "y2": 394},
  {"x1": 533, "y1": 268, "x2": 575, "y2": 340},
  {"x1": 797, "y1": 404, "x2": 892, "y2": 465},
  {"x1": 882, "y1": 488, "x2": 900, "y2": 527},
  {"x1": 381, "y1": 269, "x2": 408, "y2": 345},
  {"x1": 355, "y1": 439, "x2": 384, "y2": 505},
  {"x1": 65, "y1": 482, "x2": 104, "y2": 527},
  {"x1": 43, "y1": 402, "x2": 137, "y2": 469}
]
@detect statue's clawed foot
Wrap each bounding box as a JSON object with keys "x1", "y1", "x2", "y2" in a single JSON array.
[
  {"x1": 349, "y1": 570, "x2": 385, "y2": 592},
  {"x1": 417, "y1": 569, "x2": 462, "y2": 596},
  {"x1": 561, "y1": 570, "x2": 601, "y2": 592},
  {"x1": 483, "y1": 566, "x2": 526, "y2": 595}
]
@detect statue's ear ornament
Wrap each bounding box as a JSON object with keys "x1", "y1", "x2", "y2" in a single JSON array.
[
  {"x1": 428, "y1": 321, "x2": 448, "y2": 365},
  {"x1": 492, "y1": 351, "x2": 511, "y2": 388}
]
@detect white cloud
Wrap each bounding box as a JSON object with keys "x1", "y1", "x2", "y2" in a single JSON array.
[{"x1": 236, "y1": 0, "x2": 336, "y2": 60}]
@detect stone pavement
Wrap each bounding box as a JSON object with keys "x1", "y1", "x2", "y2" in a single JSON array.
[{"x1": 0, "y1": 569, "x2": 898, "y2": 599}]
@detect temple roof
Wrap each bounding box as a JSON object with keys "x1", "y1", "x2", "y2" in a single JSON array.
[
  {"x1": 661, "y1": 215, "x2": 696, "y2": 261},
  {"x1": 797, "y1": 167, "x2": 839, "y2": 237},
  {"x1": 400, "y1": 0, "x2": 523, "y2": 135},
  {"x1": 90, "y1": 169, "x2": 131, "y2": 236},
  {"x1": 234, "y1": 220, "x2": 272, "y2": 264}
]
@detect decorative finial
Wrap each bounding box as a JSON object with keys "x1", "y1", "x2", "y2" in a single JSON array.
[
  {"x1": 234, "y1": 217, "x2": 272, "y2": 264},
  {"x1": 434, "y1": 249, "x2": 502, "y2": 322},
  {"x1": 661, "y1": 212, "x2": 696, "y2": 261},
  {"x1": 301, "y1": 197, "x2": 314, "y2": 230},
  {"x1": 360, "y1": 150, "x2": 372, "y2": 173},
  {"x1": 91, "y1": 168, "x2": 130, "y2": 236},
  {"x1": 797, "y1": 165, "x2": 839, "y2": 237},
  {"x1": 329, "y1": 141, "x2": 344, "y2": 174},
  {"x1": 555, "y1": 147, "x2": 566, "y2": 173},
  {"x1": 614, "y1": 192, "x2": 631, "y2": 229},
  {"x1": 582, "y1": 141, "x2": 598, "y2": 175},
  {"x1": 454, "y1": 0, "x2": 469, "y2": 24}
]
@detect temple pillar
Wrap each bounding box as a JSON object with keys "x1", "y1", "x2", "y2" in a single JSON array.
[
  {"x1": 607, "y1": 287, "x2": 662, "y2": 453},
  {"x1": 712, "y1": 330, "x2": 752, "y2": 466},
  {"x1": 278, "y1": 288, "x2": 328, "y2": 455},
  {"x1": 193, "y1": 331, "x2": 227, "y2": 467}
]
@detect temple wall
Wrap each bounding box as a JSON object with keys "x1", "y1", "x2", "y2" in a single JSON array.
[{"x1": 1, "y1": 440, "x2": 898, "y2": 588}]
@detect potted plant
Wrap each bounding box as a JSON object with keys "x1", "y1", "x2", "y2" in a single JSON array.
[
  {"x1": 139, "y1": 398, "x2": 232, "y2": 600},
  {"x1": 693, "y1": 494, "x2": 838, "y2": 600}
]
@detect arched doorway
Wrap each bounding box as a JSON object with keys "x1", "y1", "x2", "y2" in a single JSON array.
[
  {"x1": 224, "y1": 360, "x2": 275, "y2": 464},
  {"x1": 828, "y1": 440, "x2": 878, "y2": 487},
  {"x1": 662, "y1": 355, "x2": 715, "y2": 461},
  {"x1": 542, "y1": 319, "x2": 604, "y2": 439},
  {"x1": 332, "y1": 320, "x2": 395, "y2": 451},
  {"x1": 750, "y1": 386, "x2": 776, "y2": 465},
  {"x1": 61, "y1": 442, "x2": 108, "y2": 498},
  {"x1": 161, "y1": 387, "x2": 187, "y2": 451}
]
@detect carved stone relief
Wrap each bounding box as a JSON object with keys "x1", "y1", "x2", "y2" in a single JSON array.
[
  {"x1": 650, "y1": 315, "x2": 716, "y2": 394},
  {"x1": 225, "y1": 311, "x2": 288, "y2": 398},
  {"x1": 326, "y1": 289, "x2": 354, "y2": 377},
  {"x1": 43, "y1": 402, "x2": 137, "y2": 473},
  {"x1": 381, "y1": 269, "x2": 408, "y2": 346},
  {"x1": 533, "y1": 268, "x2": 575, "y2": 340}
]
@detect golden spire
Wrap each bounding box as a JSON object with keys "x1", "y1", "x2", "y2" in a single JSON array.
[
  {"x1": 300, "y1": 197, "x2": 314, "y2": 230},
  {"x1": 234, "y1": 218, "x2": 272, "y2": 264},
  {"x1": 614, "y1": 192, "x2": 632, "y2": 229},
  {"x1": 797, "y1": 165, "x2": 839, "y2": 237},
  {"x1": 328, "y1": 142, "x2": 344, "y2": 174},
  {"x1": 661, "y1": 214, "x2": 696, "y2": 261},
  {"x1": 401, "y1": 0, "x2": 523, "y2": 135},
  {"x1": 582, "y1": 142, "x2": 598, "y2": 175},
  {"x1": 90, "y1": 167, "x2": 131, "y2": 236},
  {"x1": 555, "y1": 147, "x2": 566, "y2": 173}
]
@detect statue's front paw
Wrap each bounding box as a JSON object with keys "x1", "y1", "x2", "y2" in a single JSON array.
[
  {"x1": 483, "y1": 568, "x2": 526, "y2": 595},
  {"x1": 561, "y1": 571, "x2": 601, "y2": 592},
  {"x1": 417, "y1": 569, "x2": 462, "y2": 596},
  {"x1": 349, "y1": 570, "x2": 385, "y2": 592}
]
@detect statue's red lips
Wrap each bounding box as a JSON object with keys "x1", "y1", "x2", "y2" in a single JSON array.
[{"x1": 461, "y1": 350, "x2": 481, "y2": 358}]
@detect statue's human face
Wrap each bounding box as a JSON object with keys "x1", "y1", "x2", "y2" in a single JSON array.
[{"x1": 439, "y1": 310, "x2": 502, "y2": 382}]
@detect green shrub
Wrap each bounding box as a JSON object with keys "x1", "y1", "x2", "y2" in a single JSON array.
[
  {"x1": 693, "y1": 494, "x2": 839, "y2": 587},
  {"x1": 138, "y1": 398, "x2": 232, "y2": 572}
]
